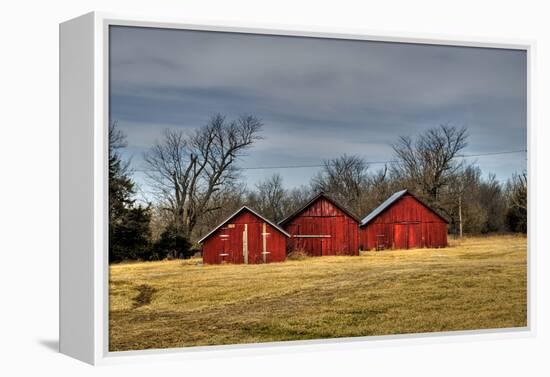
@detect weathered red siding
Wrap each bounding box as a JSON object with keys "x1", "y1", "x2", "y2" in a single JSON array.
[
  {"x1": 359, "y1": 193, "x2": 447, "y2": 250},
  {"x1": 201, "y1": 209, "x2": 287, "y2": 264},
  {"x1": 282, "y1": 195, "x2": 359, "y2": 256}
]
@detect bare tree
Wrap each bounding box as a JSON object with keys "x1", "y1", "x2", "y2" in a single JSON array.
[
  {"x1": 364, "y1": 165, "x2": 392, "y2": 209},
  {"x1": 479, "y1": 173, "x2": 506, "y2": 233},
  {"x1": 248, "y1": 174, "x2": 288, "y2": 222},
  {"x1": 450, "y1": 166, "x2": 487, "y2": 235},
  {"x1": 311, "y1": 154, "x2": 368, "y2": 214},
  {"x1": 196, "y1": 183, "x2": 248, "y2": 236},
  {"x1": 392, "y1": 125, "x2": 468, "y2": 204},
  {"x1": 507, "y1": 171, "x2": 527, "y2": 211},
  {"x1": 284, "y1": 186, "x2": 314, "y2": 215},
  {"x1": 504, "y1": 171, "x2": 527, "y2": 233},
  {"x1": 144, "y1": 114, "x2": 263, "y2": 239}
]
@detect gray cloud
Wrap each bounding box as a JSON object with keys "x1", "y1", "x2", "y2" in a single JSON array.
[{"x1": 109, "y1": 25, "x2": 527, "y2": 194}]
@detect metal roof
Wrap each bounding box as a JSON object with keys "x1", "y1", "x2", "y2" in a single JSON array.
[
  {"x1": 360, "y1": 189, "x2": 408, "y2": 226},
  {"x1": 198, "y1": 206, "x2": 291, "y2": 244},
  {"x1": 278, "y1": 192, "x2": 361, "y2": 226}
]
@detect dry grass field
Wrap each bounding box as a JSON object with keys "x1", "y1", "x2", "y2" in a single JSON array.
[{"x1": 109, "y1": 234, "x2": 527, "y2": 351}]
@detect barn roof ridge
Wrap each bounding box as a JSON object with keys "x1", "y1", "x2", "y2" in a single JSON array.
[
  {"x1": 278, "y1": 192, "x2": 361, "y2": 226},
  {"x1": 360, "y1": 189, "x2": 449, "y2": 226},
  {"x1": 198, "y1": 205, "x2": 291, "y2": 244}
]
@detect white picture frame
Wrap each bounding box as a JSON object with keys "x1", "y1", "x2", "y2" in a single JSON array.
[{"x1": 59, "y1": 11, "x2": 535, "y2": 365}]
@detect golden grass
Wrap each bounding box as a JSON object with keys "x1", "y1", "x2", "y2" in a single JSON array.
[{"x1": 109, "y1": 234, "x2": 527, "y2": 351}]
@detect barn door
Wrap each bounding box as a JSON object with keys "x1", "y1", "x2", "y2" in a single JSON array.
[
  {"x1": 321, "y1": 238, "x2": 328, "y2": 256},
  {"x1": 307, "y1": 217, "x2": 323, "y2": 256},
  {"x1": 246, "y1": 222, "x2": 265, "y2": 264},
  {"x1": 321, "y1": 217, "x2": 332, "y2": 256},
  {"x1": 393, "y1": 223, "x2": 408, "y2": 249},
  {"x1": 220, "y1": 223, "x2": 243, "y2": 263},
  {"x1": 394, "y1": 223, "x2": 421, "y2": 249},
  {"x1": 218, "y1": 227, "x2": 231, "y2": 263},
  {"x1": 407, "y1": 223, "x2": 421, "y2": 249}
]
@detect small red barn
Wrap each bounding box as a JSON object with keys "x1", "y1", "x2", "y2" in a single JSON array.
[
  {"x1": 359, "y1": 190, "x2": 448, "y2": 250},
  {"x1": 199, "y1": 206, "x2": 290, "y2": 264},
  {"x1": 279, "y1": 192, "x2": 360, "y2": 256}
]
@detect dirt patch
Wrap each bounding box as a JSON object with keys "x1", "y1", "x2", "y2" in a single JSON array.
[{"x1": 132, "y1": 284, "x2": 157, "y2": 309}]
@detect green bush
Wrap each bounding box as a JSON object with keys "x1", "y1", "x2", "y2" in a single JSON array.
[
  {"x1": 152, "y1": 224, "x2": 194, "y2": 260},
  {"x1": 109, "y1": 205, "x2": 152, "y2": 263}
]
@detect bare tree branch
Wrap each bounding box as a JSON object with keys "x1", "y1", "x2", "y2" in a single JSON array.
[
  {"x1": 144, "y1": 113, "x2": 263, "y2": 239},
  {"x1": 392, "y1": 125, "x2": 468, "y2": 202}
]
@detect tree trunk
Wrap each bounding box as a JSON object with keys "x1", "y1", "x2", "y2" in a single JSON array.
[{"x1": 458, "y1": 195, "x2": 463, "y2": 238}]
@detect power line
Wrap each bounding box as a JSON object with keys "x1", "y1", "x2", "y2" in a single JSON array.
[
  {"x1": 239, "y1": 150, "x2": 527, "y2": 170},
  {"x1": 131, "y1": 149, "x2": 526, "y2": 172},
  {"x1": 458, "y1": 150, "x2": 527, "y2": 158}
]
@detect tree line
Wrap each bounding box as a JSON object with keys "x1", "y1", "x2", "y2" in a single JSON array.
[{"x1": 109, "y1": 114, "x2": 527, "y2": 263}]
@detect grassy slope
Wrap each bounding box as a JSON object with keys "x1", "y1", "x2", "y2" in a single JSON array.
[{"x1": 109, "y1": 234, "x2": 527, "y2": 351}]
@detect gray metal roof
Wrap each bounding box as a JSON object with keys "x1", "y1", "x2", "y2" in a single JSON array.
[
  {"x1": 360, "y1": 189, "x2": 408, "y2": 226},
  {"x1": 198, "y1": 206, "x2": 290, "y2": 244}
]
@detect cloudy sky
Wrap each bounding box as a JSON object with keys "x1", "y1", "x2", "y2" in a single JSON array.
[{"x1": 109, "y1": 26, "x2": 527, "y2": 199}]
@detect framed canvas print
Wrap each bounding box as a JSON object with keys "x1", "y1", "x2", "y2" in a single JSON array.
[{"x1": 59, "y1": 12, "x2": 533, "y2": 365}]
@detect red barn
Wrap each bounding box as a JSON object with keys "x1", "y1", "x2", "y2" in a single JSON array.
[
  {"x1": 279, "y1": 192, "x2": 360, "y2": 256},
  {"x1": 199, "y1": 206, "x2": 290, "y2": 264},
  {"x1": 359, "y1": 190, "x2": 448, "y2": 250}
]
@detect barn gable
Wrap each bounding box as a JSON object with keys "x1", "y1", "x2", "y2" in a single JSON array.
[
  {"x1": 280, "y1": 192, "x2": 360, "y2": 256},
  {"x1": 360, "y1": 189, "x2": 449, "y2": 227},
  {"x1": 199, "y1": 206, "x2": 290, "y2": 244},
  {"x1": 279, "y1": 192, "x2": 360, "y2": 226}
]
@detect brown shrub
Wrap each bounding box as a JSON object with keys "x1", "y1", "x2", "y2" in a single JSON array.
[{"x1": 287, "y1": 249, "x2": 309, "y2": 261}]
